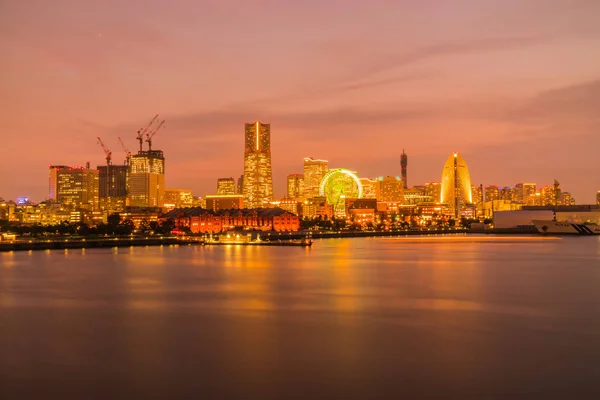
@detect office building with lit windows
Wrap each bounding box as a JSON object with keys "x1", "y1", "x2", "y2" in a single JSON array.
[
  {"x1": 360, "y1": 178, "x2": 378, "y2": 199},
  {"x1": 164, "y1": 189, "x2": 193, "y2": 209},
  {"x1": 98, "y1": 165, "x2": 128, "y2": 212},
  {"x1": 376, "y1": 176, "x2": 404, "y2": 202},
  {"x1": 303, "y1": 157, "x2": 329, "y2": 199},
  {"x1": 217, "y1": 178, "x2": 236, "y2": 195},
  {"x1": 48, "y1": 165, "x2": 69, "y2": 200},
  {"x1": 242, "y1": 121, "x2": 273, "y2": 208},
  {"x1": 128, "y1": 150, "x2": 165, "y2": 208},
  {"x1": 485, "y1": 185, "x2": 500, "y2": 202},
  {"x1": 286, "y1": 174, "x2": 304, "y2": 199},
  {"x1": 56, "y1": 166, "x2": 99, "y2": 210},
  {"x1": 440, "y1": 153, "x2": 473, "y2": 217},
  {"x1": 522, "y1": 183, "x2": 537, "y2": 205}
]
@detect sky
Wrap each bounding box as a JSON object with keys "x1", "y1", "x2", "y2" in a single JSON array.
[{"x1": 1, "y1": 0, "x2": 600, "y2": 203}]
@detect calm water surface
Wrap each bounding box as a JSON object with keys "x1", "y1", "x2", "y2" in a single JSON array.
[{"x1": 1, "y1": 236, "x2": 600, "y2": 399}]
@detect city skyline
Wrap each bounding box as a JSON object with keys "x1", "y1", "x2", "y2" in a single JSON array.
[{"x1": 2, "y1": 1, "x2": 600, "y2": 202}]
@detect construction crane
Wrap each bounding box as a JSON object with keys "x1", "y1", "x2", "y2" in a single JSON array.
[
  {"x1": 97, "y1": 136, "x2": 112, "y2": 165},
  {"x1": 145, "y1": 119, "x2": 165, "y2": 151},
  {"x1": 136, "y1": 114, "x2": 159, "y2": 152},
  {"x1": 118, "y1": 136, "x2": 131, "y2": 165}
]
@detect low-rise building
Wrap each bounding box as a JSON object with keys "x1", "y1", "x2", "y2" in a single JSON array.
[{"x1": 162, "y1": 207, "x2": 300, "y2": 233}]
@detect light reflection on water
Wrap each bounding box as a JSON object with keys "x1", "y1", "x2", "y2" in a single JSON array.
[{"x1": 1, "y1": 237, "x2": 600, "y2": 398}]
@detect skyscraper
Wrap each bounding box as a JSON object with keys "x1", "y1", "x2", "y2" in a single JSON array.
[
  {"x1": 596, "y1": 191, "x2": 600, "y2": 206},
  {"x1": 49, "y1": 165, "x2": 69, "y2": 200},
  {"x1": 303, "y1": 157, "x2": 328, "y2": 198},
  {"x1": 286, "y1": 174, "x2": 304, "y2": 199},
  {"x1": 440, "y1": 153, "x2": 473, "y2": 218},
  {"x1": 237, "y1": 175, "x2": 244, "y2": 195},
  {"x1": 485, "y1": 185, "x2": 500, "y2": 202},
  {"x1": 217, "y1": 178, "x2": 236, "y2": 195},
  {"x1": 129, "y1": 150, "x2": 165, "y2": 208},
  {"x1": 400, "y1": 150, "x2": 408, "y2": 189},
  {"x1": 522, "y1": 183, "x2": 537, "y2": 205},
  {"x1": 376, "y1": 176, "x2": 404, "y2": 202},
  {"x1": 56, "y1": 166, "x2": 99, "y2": 210},
  {"x1": 242, "y1": 121, "x2": 273, "y2": 208},
  {"x1": 471, "y1": 184, "x2": 483, "y2": 205},
  {"x1": 98, "y1": 165, "x2": 128, "y2": 212}
]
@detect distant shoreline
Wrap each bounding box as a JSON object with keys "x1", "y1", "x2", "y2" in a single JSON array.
[{"x1": 0, "y1": 228, "x2": 543, "y2": 252}]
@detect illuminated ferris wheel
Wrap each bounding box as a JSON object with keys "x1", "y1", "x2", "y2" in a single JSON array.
[{"x1": 319, "y1": 169, "x2": 363, "y2": 214}]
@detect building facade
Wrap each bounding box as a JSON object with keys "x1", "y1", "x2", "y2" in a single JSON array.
[
  {"x1": 485, "y1": 185, "x2": 500, "y2": 202},
  {"x1": 205, "y1": 195, "x2": 244, "y2": 211},
  {"x1": 164, "y1": 189, "x2": 193, "y2": 209},
  {"x1": 98, "y1": 165, "x2": 128, "y2": 212},
  {"x1": 286, "y1": 174, "x2": 304, "y2": 199},
  {"x1": 217, "y1": 178, "x2": 236, "y2": 195},
  {"x1": 242, "y1": 121, "x2": 273, "y2": 208},
  {"x1": 376, "y1": 176, "x2": 404, "y2": 202},
  {"x1": 129, "y1": 150, "x2": 165, "y2": 208},
  {"x1": 360, "y1": 178, "x2": 378, "y2": 199},
  {"x1": 49, "y1": 165, "x2": 69, "y2": 200},
  {"x1": 164, "y1": 207, "x2": 300, "y2": 233},
  {"x1": 56, "y1": 166, "x2": 99, "y2": 210},
  {"x1": 303, "y1": 157, "x2": 329, "y2": 198}
]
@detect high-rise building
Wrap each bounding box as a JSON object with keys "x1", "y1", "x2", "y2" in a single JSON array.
[
  {"x1": 376, "y1": 176, "x2": 404, "y2": 202},
  {"x1": 49, "y1": 165, "x2": 69, "y2": 200},
  {"x1": 303, "y1": 157, "x2": 329, "y2": 198},
  {"x1": 400, "y1": 150, "x2": 408, "y2": 189},
  {"x1": 242, "y1": 121, "x2": 273, "y2": 208},
  {"x1": 499, "y1": 186, "x2": 513, "y2": 201},
  {"x1": 539, "y1": 185, "x2": 555, "y2": 206},
  {"x1": 56, "y1": 166, "x2": 99, "y2": 210},
  {"x1": 360, "y1": 178, "x2": 378, "y2": 199},
  {"x1": 426, "y1": 182, "x2": 442, "y2": 204},
  {"x1": 560, "y1": 192, "x2": 574, "y2": 206},
  {"x1": 485, "y1": 185, "x2": 500, "y2": 202},
  {"x1": 471, "y1": 184, "x2": 483, "y2": 205},
  {"x1": 237, "y1": 175, "x2": 244, "y2": 195},
  {"x1": 164, "y1": 189, "x2": 193, "y2": 209},
  {"x1": 513, "y1": 183, "x2": 524, "y2": 203},
  {"x1": 217, "y1": 178, "x2": 236, "y2": 195},
  {"x1": 286, "y1": 174, "x2": 304, "y2": 199},
  {"x1": 98, "y1": 165, "x2": 128, "y2": 212},
  {"x1": 523, "y1": 183, "x2": 537, "y2": 205},
  {"x1": 440, "y1": 153, "x2": 473, "y2": 217},
  {"x1": 597, "y1": 191, "x2": 600, "y2": 206},
  {"x1": 129, "y1": 150, "x2": 165, "y2": 208}
]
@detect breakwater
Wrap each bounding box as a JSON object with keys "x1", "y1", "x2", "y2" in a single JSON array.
[{"x1": 0, "y1": 237, "x2": 197, "y2": 252}]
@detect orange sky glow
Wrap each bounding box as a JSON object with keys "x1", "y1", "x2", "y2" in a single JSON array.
[{"x1": 1, "y1": 0, "x2": 599, "y2": 202}]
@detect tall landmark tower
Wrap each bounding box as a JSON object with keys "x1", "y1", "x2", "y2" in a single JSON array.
[
  {"x1": 242, "y1": 121, "x2": 273, "y2": 208},
  {"x1": 400, "y1": 150, "x2": 408, "y2": 189},
  {"x1": 440, "y1": 153, "x2": 473, "y2": 218}
]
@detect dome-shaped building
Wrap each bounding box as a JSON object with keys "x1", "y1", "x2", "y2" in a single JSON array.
[{"x1": 440, "y1": 153, "x2": 473, "y2": 217}]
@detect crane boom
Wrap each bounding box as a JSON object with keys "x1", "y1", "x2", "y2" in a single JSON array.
[
  {"x1": 97, "y1": 136, "x2": 112, "y2": 165},
  {"x1": 118, "y1": 136, "x2": 131, "y2": 165},
  {"x1": 136, "y1": 114, "x2": 159, "y2": 152},
  {"x1": 145, "y1": 119, "x2": 165, "y2": 151}
]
